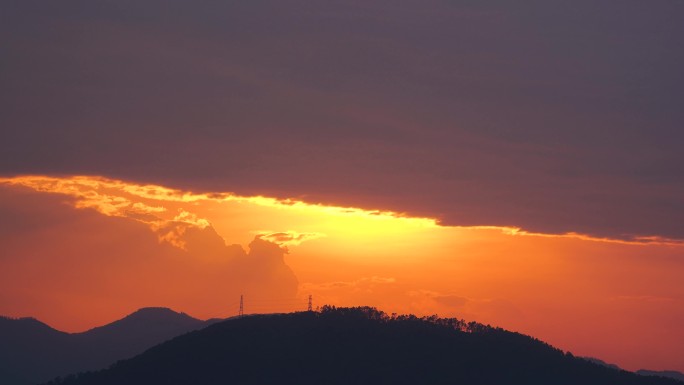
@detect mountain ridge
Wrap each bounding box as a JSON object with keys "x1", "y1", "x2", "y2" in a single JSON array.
[
  {"x1": 636, "y1": 370, "x2": 684, "y2": 382},
  {"x1": 44, "y1": 306, "x2": 683, "y2": 385},
  {"x1": 0, "y1": 307, "x2": 222, "y2": 385}
]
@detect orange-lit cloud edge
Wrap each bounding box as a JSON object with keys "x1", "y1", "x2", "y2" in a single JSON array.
[
  {"x1": 3, "y1": 174, "x2": 684, "y2": 373},
  {"x1": 1, "y1": 174, "x2": 681, "y2": 247}
]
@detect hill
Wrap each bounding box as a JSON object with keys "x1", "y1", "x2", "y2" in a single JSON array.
[
  {"x1": 46, "y1": 306, "x2": 682, "y2": 385},
  {"x1": 0, "y1": 316, "x2": 71, "y2": 385},
  {"x1": 637, "y1": 370, "x2": 684, "y2": 382},
  {"x1": 579, "y1": 357, "x2": 684, "y2": 382},
  {"x1": 0, "y1": 308, "x2": 219, "y2": 385}
]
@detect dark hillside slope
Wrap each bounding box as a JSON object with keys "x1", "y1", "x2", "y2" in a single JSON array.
[{"x1": 48, "y1": 307, "x2": 682, "y2": 385}]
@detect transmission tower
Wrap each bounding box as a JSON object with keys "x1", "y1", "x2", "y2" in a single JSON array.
[
  {"x1": 307, "y1": 294, "x2": 312, "y2": 312},
  {"x1": 239, "y1": 294, "x2": 244, "y2": 317}
]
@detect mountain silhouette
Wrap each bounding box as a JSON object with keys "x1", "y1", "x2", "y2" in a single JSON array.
[
  {"x1": 0, "y1": 316, "x2": 71, "y2": 385},
  {"x1": 0, "y1": 308, "x2": 221, "y2": 385},
  {"x1": 579, "y1": 357, "x2": 684, "y2": 382},
  {"x1": 44, "y1": 306, "x2": 682, "y2": 385},
  {"x1": 582, "y1": 357, "x2": 623, "y2": 370},
  {"x1": 637, "y1": 370, "x2": 684, "y2": 382}
]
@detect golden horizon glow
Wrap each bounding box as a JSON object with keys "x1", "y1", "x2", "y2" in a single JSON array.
[{"x1": 1, "y1": 174, "x2": 683, "y2": 372}]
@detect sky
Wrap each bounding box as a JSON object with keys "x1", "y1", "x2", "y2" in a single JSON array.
[{"x1": 1, "y1": 0, "x2": 683, "y2": 373}]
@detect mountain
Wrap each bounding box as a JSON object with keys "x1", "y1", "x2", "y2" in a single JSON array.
[
  {"x1": 0, "y1": 316, "x2": 71, "y2": 385},
  {"x1": 45, "y1": 306, "x2": 682, "y2": 385},
  {"x1": 582, "y1": 357, "x2": 622, "y2": 370},
  {"x1": 0, "y1": 308, "x2": 220, "y2": 385},
  {"x1": 637, "y1": 370, "x2": 684, "y2": 382},
  {"x1": 580, "y1": 357, "x2": 684, "y2": 382},
  {"x1": 70, "y1": 307, "x2": 208, "y2": 371}
]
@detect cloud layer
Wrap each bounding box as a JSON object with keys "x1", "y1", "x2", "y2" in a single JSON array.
[
  {"x1": 1, "y1": 0, "x2": 683, "y2": 240},
  {"x1": 0, "y1": 184, "x2": 299, "y2": 331}
]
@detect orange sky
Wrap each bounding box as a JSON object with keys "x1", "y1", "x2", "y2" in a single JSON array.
[{"x1": 0, "y1": 175, "x2": 682, "y2": 372}]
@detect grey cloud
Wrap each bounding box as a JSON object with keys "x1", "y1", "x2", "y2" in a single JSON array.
[{"x1": 1, "y1": 0, "x2": 683, "y2": 239}]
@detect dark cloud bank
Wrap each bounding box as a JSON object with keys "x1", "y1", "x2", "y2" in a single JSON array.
[{"x1": 1, "y1": 0, "x2": 683, "y2": 240}]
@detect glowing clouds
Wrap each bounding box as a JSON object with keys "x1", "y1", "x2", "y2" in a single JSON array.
[
  {"x1": 257, "y1": 231, "x2": 326, "y2": 247},
  {"x1": 0, "y1": 178, "x2": 303, "y2": 329},
  {"x1": 0, "y1": 175, "x2": 437, "y2": 253},
  {"x1": 0, "y1": 176, "x2": 226, "y2": 252}
]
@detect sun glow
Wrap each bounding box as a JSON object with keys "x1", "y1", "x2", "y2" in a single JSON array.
[
  {"x1": 1, "y1": 174, "x2": 683, "y2": 372},
  {"x1": 2, "y1": 175, "x2": 675, "y2": 249},
  {"x1": 0, "y1": 175, "x2": 439, "y2": 251}
]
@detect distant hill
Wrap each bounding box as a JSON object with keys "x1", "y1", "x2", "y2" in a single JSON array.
[
  {"x1": 637, "y1": 370, "x2": 684, "y2": 382},
  {"x1": 0, "y1": 316, "x2": 71, "y2": 385},
  {"x1": 45, "y1": 306, "x2": 682, "y2": 385},
  {"x1": 0, "y1": 308, "x2": 220, "y2": 385},
  {"x1": 580, "y1": 354, "x2": 684, "y2": 382},
  {"x1": 582, "y1": 357, "x2": 622, "y2": 370}
]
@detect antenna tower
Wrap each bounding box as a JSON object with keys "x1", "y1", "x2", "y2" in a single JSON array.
[
  {"x1": 239, "y1": 294, "x2": 244, "y2": 317},
  {"x1": 307, "y1": 294, "x2": 313, "y2": 312}
]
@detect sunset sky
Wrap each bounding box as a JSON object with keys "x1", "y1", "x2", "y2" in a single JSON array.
[{"x1": 2, "y1": 0, "x2": 683, "y2": 374}]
